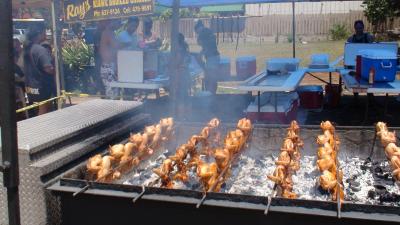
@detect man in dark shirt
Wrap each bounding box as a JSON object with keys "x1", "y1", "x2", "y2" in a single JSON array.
[
  {"x1": 347, "y1": 20, "x2": 374, "y2": 43},
  {"x1": 195, "y1": 20, "x2": 220, "y2": 94},
  {"x1": 23, "y1": 23, "x2": 55, "y2": 115}
]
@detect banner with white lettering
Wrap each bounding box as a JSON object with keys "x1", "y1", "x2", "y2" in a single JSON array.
[{"x1": 63, "y1": 0, "x2": 154, "y2": 23}]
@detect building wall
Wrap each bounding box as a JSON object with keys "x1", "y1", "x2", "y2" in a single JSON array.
[{"x1": 245, "y1": 1, "x2": 364, "y2": 16}]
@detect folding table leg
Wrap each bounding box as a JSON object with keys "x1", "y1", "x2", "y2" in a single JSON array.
[
  {"x1": 363, "y1": 95, "x2": 369, "y2": 125},
  {"x1": 384, "y1": 93, "x2": 389, "y2": 117}
]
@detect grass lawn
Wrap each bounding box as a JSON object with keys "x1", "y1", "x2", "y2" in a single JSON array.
[
  {"x1": 189, "y1": 40, "x2": 346, "y2": 94},
  {"x1": 191, "y1": 40, "x2": 345, "y2": 74}
]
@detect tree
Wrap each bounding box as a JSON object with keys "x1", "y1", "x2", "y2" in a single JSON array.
[{"x1": 362, "y1": 0, "x2": 395, "y2": 33}]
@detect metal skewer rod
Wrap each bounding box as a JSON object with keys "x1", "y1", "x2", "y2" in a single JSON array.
[
  {"x1": 333, "y1": 132, "x2": 342, "y2": 219},
  {"x1": 264, "y1": 184, "x2": 277, "y2": 215},
  {"x1": 367, "y1": 132, "x2": 377, "y2": 162},
  {"x1": 73, "y1": 182, "x2": 91, "y2": 197},
  {"x1": 133, "y1": 185, "x2": 146, "y2": 203}
]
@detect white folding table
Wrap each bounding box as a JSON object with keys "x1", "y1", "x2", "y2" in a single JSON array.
[
  {"x1": 340, "y1": 69, "x2": 400, "y2": 123},
  {"x1": 236, "y1": 69, "x2": 307, "y2": 113},
  {"x1": 110, "y1": 77, "x2": 169, "y2": 99}
]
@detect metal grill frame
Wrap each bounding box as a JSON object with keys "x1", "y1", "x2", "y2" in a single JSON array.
[
  {"x1": 1, "y1": 99, "x2": 147, "y2": 225},
  {"x1": 51, "y1": 124, "x2": 400, "y2": 225}
]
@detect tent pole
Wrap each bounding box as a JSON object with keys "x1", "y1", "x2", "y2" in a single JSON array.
[
  {"x1": 51, "y1": 0, "x2": 62, "y2": 109},
  {"x1": 0, "y1": 0, "x2": 21, "y2": 225},
  {"x1": 292, "y1": 0, "x2": 296, "y2": 58},
  {"x1": 170, "y1": 0, "x2": 180, "y2": 116}
]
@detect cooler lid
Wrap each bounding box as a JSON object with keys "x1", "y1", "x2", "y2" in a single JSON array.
[
  {"x1": 236, "y1": 55, "x2": 256, "y2": 62},
  {"x1": 310, "y1": 54, "x2": 330, "y2": 65},
  {"x1": 220, "y1": 56, "x2": 231, "y2": 63},
  {"x1": 297, "y1": 85, "x2": 323, "y2": 93},
  {"x1": 360, "y1": 50, "x2": 397, "y2": 60},
  {"x1": 267, "y1": 58, "x2": 301, "y2": 64}
]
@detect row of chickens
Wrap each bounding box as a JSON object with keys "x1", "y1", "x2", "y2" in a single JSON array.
[
  {"x1": 87, "y1": 118, "x2": 174, "y2": 182},
  {"x1": 198, "y1": 118, "x2": 252, "y2": 192},
  {"x1": 316, "y1": 121, "x2": 344, "y2": 201},
  {"x1": 153, "y1": 118, "x2": 221, "y2": 188},
  {"x1": 267, "y1": 121, "x2": 303, "y2": 199},
  {"x1": 153, "y1": 118, "x2": 252, "y2": 193},
  {"x1": 376, "y1": 122, "x2": 400, "y2": 181}
]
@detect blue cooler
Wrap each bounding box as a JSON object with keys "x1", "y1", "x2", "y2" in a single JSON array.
[{"x1": 361, "y1": 50, "x2": 397, "y2": 82}]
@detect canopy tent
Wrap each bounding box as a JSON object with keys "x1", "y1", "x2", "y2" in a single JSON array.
[
  {"x1": 200, "y1": 4, "x2": 244, "y2": 13},
  {"x1": 156, "y1": 0, "x2": 360, "y2": 7}
]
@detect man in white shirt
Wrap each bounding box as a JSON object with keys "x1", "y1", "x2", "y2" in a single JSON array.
[{"x1": 118, "y1": 17, "x2": 140, "y2": 50}]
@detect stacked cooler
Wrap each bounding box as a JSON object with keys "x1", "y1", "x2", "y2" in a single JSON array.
[{"x1": 246, "y1": 92, "x2": 299, "y2": 123}]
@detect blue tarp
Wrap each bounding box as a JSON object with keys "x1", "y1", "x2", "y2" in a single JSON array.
[{"x1": 156, "y1": 0, "x2": 359, "y2": 7}]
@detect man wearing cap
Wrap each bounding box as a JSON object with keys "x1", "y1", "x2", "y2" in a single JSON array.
[{"x1": 195, "y1": 20, "x2": 220, "y2": 94}]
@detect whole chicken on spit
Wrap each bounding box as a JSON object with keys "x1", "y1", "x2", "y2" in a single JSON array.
[
  {"x1": 385, "y1": 143, "x2": 400, "y2": 159},
  {"x1": 197, "y1": 161, "x2": 219, "y2": 192},
  {"x1": 109, "y1": 144, "x2": 125, "y2": 162},
  {"x1": 320, "y1": 121, "x2": 335, "y2": 134},
  {"x1": 376, "y1": 122, "x2": 388, "y2": 137},
  {"x1": 153, "y1": 158, "x2": 174, "y2": 188},
  {"x1": 170, "y1": 144, "x2": 190, "y2": 182},
  {"x1": 376, "y1": 122, "x2": 400, "y2": 181},
  {"x1": 268, "y1": 165, "x2": 287, "y2": 185},
  {"x1": 237, "y1": 118, "x2": 252, "y2": 135},
  {"x1": 97, "y1": 156, "x2": 120, "y2": 182},
  {"x1": 275, "y1": 151, "x2": 291, "y2": 167},
  {"x1": 281, "y1": 175, "x2": 297, "y2": 199},
  {"x1": 380, "y1": 130, "x2": 396, "y2": 148}
]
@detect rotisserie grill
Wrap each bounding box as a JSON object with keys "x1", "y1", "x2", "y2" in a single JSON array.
[{"x1": 49, "y1": 122, "x2": 400, "y2": 225}]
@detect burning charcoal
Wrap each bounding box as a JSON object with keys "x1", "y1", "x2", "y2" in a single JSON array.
[
  {"x1": 360, "y1": 163, "x2": 371, "y2": 171},
  {"x1": 382, "y1": 173, "x2": 393, "y2": 181},
  {"x1": 221, "y1": 183, "x2": 226, "y2": 189},
  {"x1": 191, "y1": 183, "x2": 200, "y2": 190},
  {"x1": 373, "y1": 185, "x2": 387, "y2": 195},
  {"x1": 379, "y1": 191, "x2": 400, "y2": 203},
  {"x1": 367, "y1": 190, "x2": 376, "y2": 199},
  {"x1": 317, "y1": 186, "x2": 330, "y2": 195},
  {"x1": 350, "y1": 185, "x2": 361, "y2": 192},
  {"x1": 348, "y1": 179, "x2": 360, "y2": 188}
]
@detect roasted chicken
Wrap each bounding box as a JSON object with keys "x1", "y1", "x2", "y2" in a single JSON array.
[
  {"x1": 153, "y1": 159, "x2": 174, "y2": 188},
  {"x1": 316, "y1": 121, "x2": 344, "y2": 201},
  {"x1": 385, "y1": 143, "x2": 400, "y2": 159},
  {"x1": 268, "y1": 165, "x2": 287, "y2": 185},
  {"x1": 380, "y1": 130, "x2": 397, "y2": 148},
  {"x1": 87, "y1": 118, "x2": 175, "y2": 183},
  {"x1": 197, "y1": 161, "x2": 219, "y2": 192},
  {"x1": 376, "y1": 122, "x2": 400, "y2": 181},
  {"x1": 268, "y1": 121, "x2": 303, "y2": 199}
]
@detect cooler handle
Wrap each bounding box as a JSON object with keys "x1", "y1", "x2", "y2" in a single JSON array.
[{"x1": 381, "y1": 61, "x2": 393, "y2": 69}]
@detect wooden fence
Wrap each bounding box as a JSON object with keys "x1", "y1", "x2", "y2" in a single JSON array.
[{"x1": 153, "y1": 11, "x2": 400, "y2": 40}]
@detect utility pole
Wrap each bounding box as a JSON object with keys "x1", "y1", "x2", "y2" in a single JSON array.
[{"x1": 0, "y1": 0, "x2": 21, "y2": 225}]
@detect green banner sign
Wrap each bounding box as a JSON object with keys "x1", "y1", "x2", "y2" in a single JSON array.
[{"x1": 63, "y1": 0, "x2": 154, "y2": 23}]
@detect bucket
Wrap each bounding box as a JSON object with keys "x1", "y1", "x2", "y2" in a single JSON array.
[
  {"x1": 236, "y1": 56, "x2": 256, "y2": 80},
  {"x1": 325, "y1": 84, "x2": 341, "y2": 108},
  {"x1": 219, "y1": 57, "x2": 231, "y2": 81},
  {"x1": 297, "y1": 85, "x2": 323, "y2": 109}
]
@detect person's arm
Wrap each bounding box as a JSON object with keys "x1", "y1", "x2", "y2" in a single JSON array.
[
  {"x1": 347, "y1": 36, "x2": 353, "y2": 43},
  {"x1": 37, "y1": 47, "x2": 54, "y2": 75},
  {"x1": 367, "y1": 33, "x2": 375, "y2": 43}
]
